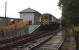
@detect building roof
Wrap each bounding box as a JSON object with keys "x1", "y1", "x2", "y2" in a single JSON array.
[
  {"x1": 19, "y1": 8, "x2": 41, "y2": 14},
  {"x1": 0, "y1": 16, "x2": 22, "y2": 20}
]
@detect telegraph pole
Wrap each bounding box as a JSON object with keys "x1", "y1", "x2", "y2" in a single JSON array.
[
  {"x1": 4, "y1": 1, "x2": 7, "y2": 36},
  {"x1": 5, "y1": 1, "x2": 8, "y2": 26},
  {"x1": 5, "y1": 1, "x2": 7, "y2": 18}
]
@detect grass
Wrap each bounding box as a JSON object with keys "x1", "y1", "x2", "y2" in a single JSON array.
[
  {"x1": 63, "y1": 41, "x2": 69, "y2": 49},
  {"x1": 60, "y1": 29, "x2": 75, "y2": 50}
]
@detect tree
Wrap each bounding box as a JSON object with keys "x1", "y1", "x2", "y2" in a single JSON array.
[
  {"x1": 61, "y1": 16, "x2": 67, "y2": 27},
  {"x1": 58, "y1": 0, "x2": 79, "y2": 26},
  {"x1": 58, "y1": 0, "x2": 79, "y2": 50}
]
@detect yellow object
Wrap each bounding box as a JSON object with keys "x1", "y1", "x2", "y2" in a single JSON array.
[
  {"x1": 74, "y1": 26, "x2": 79, "y2": 32},
  {"x1": 0, "y1": 20, "x2": 28, "y2": 31}
]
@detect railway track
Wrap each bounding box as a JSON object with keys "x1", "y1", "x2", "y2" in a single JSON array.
[
  {"x1": 31, "y1": 30, "x2": 65, "y2": 50},
  {"x1": 0, "y1": 29, "x2": 56, "y2": 49},
  {"x1": 6, "y1": 29, "x2": 61, "y2": 50},
  {"x1": 10, "y1": 33, "x2": 55, "y2": 50}
]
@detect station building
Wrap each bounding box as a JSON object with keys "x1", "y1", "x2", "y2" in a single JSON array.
[
  {"x1": 19, "y1": 8, "x2": 42, "y2": 33},
  {"x1": 19, "y1": 8, "x2": 42, "y2": 25}
]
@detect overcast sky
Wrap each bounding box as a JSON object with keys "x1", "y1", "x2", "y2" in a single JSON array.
[{"x1": 0, "y1": 0, "x2": 61, "y2": 18}]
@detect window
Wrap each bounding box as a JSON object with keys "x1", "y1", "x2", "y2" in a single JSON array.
[{"x1": 29, "y1": 20, "x2": 32, "y2": 25}]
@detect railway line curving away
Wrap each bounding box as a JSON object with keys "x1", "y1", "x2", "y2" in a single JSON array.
[
  {"x1": 0, "y1": 13, "x2": 61, "y2": 50},
  {"x1": 31, "y1": 30, "x2": 65, "y2": 50},
  {"x1": 0, "y1": 29, "x2": 64, "y2": 50}
]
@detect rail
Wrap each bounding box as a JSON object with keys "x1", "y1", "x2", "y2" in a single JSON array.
[
  {"x1": 0, "y1": 30, "x2": 54, "y2": 49},
  {"x1": 31, "y1": 30, "x2": 65, "y2": 50},
  {"x1": 4, "y1": 29, "x2": 60, "y2": 50}
]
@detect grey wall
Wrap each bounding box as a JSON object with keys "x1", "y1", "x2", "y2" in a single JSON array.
[
  {"x1": 20, "y1": 12, "x2": 41, "y2": 25},
  {"x1": 52, "y1": 17, "x2": 57, "y2": 22},
  {"x1": 20, "y1": 13, "x2": 34, "y2": 25},
  {"x1": 34, "y1": 13, "x2": 41, "y2": 25}
]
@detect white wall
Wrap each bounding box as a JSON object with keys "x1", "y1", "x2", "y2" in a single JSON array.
[
  {"x1": 28, "y1": 25, "x2": 40, "y2": 34},
  {"x1": 20, "y1": 13, "x2": 34, "y2": 24},
  {"x1": 52, "y1": 17, "x2": 57, "y2": 22}
]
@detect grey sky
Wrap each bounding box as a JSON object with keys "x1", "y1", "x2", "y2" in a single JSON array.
[{"x1": 0, "y1": 0, "x2": 61, "y2": 18}]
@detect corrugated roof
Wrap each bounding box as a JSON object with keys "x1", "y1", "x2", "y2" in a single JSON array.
[
  {"x1": 19, "y1": 8, "x2": 39, "y2": 13},
  {"x1": 0, "y1": 16, "x2": 22, "y2": 19}
]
